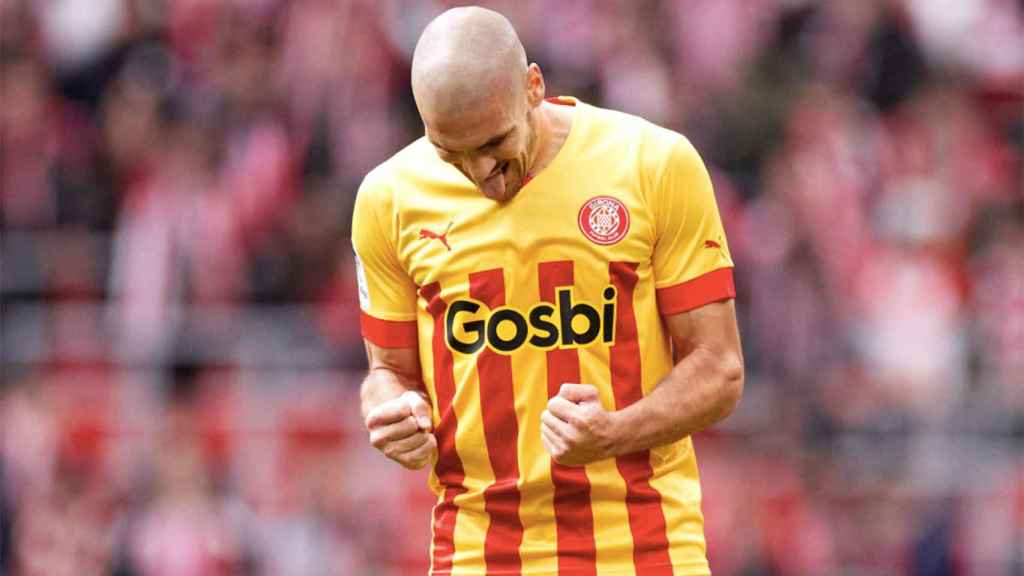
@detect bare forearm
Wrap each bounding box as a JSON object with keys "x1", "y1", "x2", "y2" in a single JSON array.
[
  {"x1": 360, "y1": 343, "x2": 436, "y2": 469},
  {"x1": 360, "y1": 367, "x2": 422, "y2": 421},
  {"x1": 609, "y1": 347, "x2": 743, "y2": 456}
]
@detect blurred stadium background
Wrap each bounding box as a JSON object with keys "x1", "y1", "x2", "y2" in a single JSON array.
[{"x1": 0, "y1": 0, "x2": 1021, "y2": 574}]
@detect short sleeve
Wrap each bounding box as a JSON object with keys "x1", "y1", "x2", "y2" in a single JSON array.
[
  {"x1": 650, "y1": 137, "x2": 736, "y2": 316},
  {"x1": 351, "y1": 173, "x2": 419, "y2": 347}
]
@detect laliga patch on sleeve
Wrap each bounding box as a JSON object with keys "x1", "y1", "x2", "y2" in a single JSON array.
[{"x1": 353, "y1": 251, "x2": 370, "y2": 309}]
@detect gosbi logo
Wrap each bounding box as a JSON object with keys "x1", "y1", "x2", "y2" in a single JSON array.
[
  {"x1": 578, "y1": 195, "x2": 629, "y2": 245},
  {"x1": 446, "y1": 286, "x2": 617, "y2": 354}
]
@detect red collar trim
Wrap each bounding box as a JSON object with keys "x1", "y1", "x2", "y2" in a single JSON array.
[{"x1": 544, "y1": 96, "x2": 576, "y2": 107}]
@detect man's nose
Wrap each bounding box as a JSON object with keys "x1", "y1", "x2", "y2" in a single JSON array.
[{"x1": 464, "y1": 155, "x2": 498, "y2": 183}]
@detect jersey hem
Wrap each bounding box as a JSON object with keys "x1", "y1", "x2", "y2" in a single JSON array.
[
  {"x1": 429, "y1": 563, "x2": 710, "y2": 576},
  {"x1": 656, "y1": 267, "x2": 735, "y2": 315},
  {"x1": 360, "y1": 310, "x2": 418, "y2": 348}
]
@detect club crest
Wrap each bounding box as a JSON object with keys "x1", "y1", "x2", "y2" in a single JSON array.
[{"x1": 578, "y1": 196, "x2": 629, "y2": 245}]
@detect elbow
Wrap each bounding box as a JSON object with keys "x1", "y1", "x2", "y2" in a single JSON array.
[{"x1": 716, "y1": 352, "x2": 745, "y2": 419}]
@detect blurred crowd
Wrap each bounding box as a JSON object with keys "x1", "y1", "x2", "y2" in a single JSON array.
[{"x1": 1, "y1": 0, "x2": 1021, "y2": 574}]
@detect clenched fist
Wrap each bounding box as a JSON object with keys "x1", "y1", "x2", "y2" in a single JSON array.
[
  {"x1": 364, "y1": 390, "x2": 437, "y2": 470},
  {"x1": 541, "y1": 383, "x2": 618, "y2": 466}
]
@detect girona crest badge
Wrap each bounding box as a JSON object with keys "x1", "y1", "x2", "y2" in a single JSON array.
[{"x1": 578, "y1": 195, "x2": 630, "y2": 245}]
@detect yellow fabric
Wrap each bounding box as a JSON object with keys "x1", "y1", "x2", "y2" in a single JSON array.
[{"x1": 351, "y1": 98, "x2": 733, "y2": 575}]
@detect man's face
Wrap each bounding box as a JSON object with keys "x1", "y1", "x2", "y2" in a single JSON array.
[{"x1": 423, "y1": 87, "x2": 535, "y2": 202}]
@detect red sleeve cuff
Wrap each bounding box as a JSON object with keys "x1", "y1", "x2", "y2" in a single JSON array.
[
  {"x1": 656, "y1": 268, "x2": 736, "y2": 315},
  {"x1": 360, "y1": 311, "x2": 418, "y2": 348}
]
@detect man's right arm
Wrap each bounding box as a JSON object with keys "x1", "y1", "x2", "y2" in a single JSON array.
[
  {"x1": 361, "y1": 340, "x2": 437, "y2": 470},
  {"x1": 352, "y1": 171, "x2": 434, "y2": 468}
]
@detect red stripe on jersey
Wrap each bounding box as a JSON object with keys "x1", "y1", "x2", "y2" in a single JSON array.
[
  {"x1": 538, "y1": 261, "x2": 598, "y2": 575},
  {"x1": 359, "y1": 311, "x2": 418, "y2": 348},
  {"x1": 421, "y1": 282, "x2": 467, "y2": 573},
  {"x1": 608, "y1": 262, "x2": 674, "y2": 574},
  {"x1": 468, "y1": 269, "x2": 525, "y2": 573},
  {"x1": 655, "y1": 267, "x2": 736, "y2": 316}
]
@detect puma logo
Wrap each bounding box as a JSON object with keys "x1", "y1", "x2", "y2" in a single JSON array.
[
  {"x1": 420, "y1": 221, "x2": 453, "y2": 252},
  {"x1": 704, "y1": 239, "x2": 721, "y2": 249}
]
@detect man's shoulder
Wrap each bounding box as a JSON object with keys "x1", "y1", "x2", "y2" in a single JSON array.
[
  {"x1": 583, "y1": 102, "x2": 683, "y2": 144},
  {"x1": 577, "y1": 102, "x2": 693, "y2": 180},
  {"x1": 362, "y1": 137, "x2": 433, "y2": 183},
  {"x1": 577, "y1": 102, "x2": 688, "y2": 166},
  {"x1": 360, "y1": 137, "x2": 457, "y2": 198}
]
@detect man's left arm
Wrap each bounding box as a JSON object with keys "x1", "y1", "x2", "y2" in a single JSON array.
[
  {"x1": 540, "y1": 298, "x2": 743, "y2": 465},
  {"x1": 541, "y1": 133, "x2": 743, "y2": 465}
]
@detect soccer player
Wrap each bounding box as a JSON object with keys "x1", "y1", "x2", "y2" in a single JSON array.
[{"x1": 353, "y1": 7, "x2": 744, "y2": 576}]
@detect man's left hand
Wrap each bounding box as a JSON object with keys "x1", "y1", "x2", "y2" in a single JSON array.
[{"x1": 541, "y1": 383, "x2": 618, "y2": 466}]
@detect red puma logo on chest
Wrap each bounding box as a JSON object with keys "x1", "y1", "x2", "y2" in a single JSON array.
[{"x1": 419, "y1": 221, "x2": 453, "y2": 251}]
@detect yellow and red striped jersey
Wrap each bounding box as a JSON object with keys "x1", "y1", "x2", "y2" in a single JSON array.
[{"x1": 352, "y1": 98, "x2": 735, "y2": 576}]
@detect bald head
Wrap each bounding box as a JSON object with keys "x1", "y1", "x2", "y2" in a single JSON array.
[
  {"x1": 410, "y1": 7, "x2": 548, "y2": 202},
  {"x1": 411, "y1": 7, "x2": 528, "y2": 122}
]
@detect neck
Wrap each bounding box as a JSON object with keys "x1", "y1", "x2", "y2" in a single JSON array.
[{"x1": 525, "y1": 100, "x2": 572, "y2": 177}]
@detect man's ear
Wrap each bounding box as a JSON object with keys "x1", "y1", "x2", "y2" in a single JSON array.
[{"x1": 526, "y1": 63, "x2": 545, "y2": 107}]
